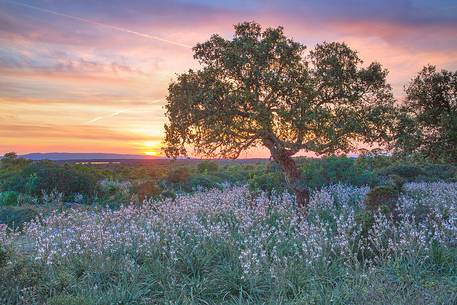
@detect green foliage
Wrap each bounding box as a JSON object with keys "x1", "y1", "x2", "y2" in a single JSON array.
[
  {"x1": 2, "y1": 161, "x2": 98, "y2": 201},
  {"x1": 394, "y1": 65, "x2": 457, "y2": 163},
  {"x1": 355, "y1": 209, "x2": 375, "y2": 235},
  {"x1": 0, "y1": 152, "x2": 31, "y2": 173},
  {"x1": 387, "y1": 174, "x2": 406, "y2": 191},
  {"x1": 190, "y1": 174, "x2": 221, "y2": 190},
  {"x1": 0, "y1": 191, "x2": 19, "y2": 207},
  {"x1": 132, "y1": 180, "x2": 162, "y2": 201},
  {"x1": 160, "y1": 189, "x2": 177, "y2": 200},
  {"x1": 47, "y1": 295, "x2": 91, "y2": 305},
  {"x1": 249, "y1": 171, "x2": 286, "y2": 193},
  {"x1": 166, "y1": 166, "x2": 190, "y2": 184},
  {"x1": 163, "y1": 22, "x2": 396, "y2": 206},
  {"x1": 377, "y1": 163, "x2": 457, "y2": 183},
  {"x1": 355, "y1": 149, "x2": 394, "y2": 170},
  {"x1": 379, "y1": 164, "x2": 425, "y2": 179},
  {"x1": 0, "y1": 154, "x2": 456, "y2": 208},
  {"x1": 197, "y1": 160, "x2": 219, "y2": 173},
  {"x1": 164, "y1": 22, "x2": 395, "y2": 160},
  {"x1": 0, "y1": 206, "x2": 39, "y2": 229},
  {"x1": 0, "y1": 252, "x2": 46, "y2": 304},
  {"x1": 364, "y1": 186, "x2": 399, "y2": 214},
  {"x1": 422, "y1": 164, "x2": 457, "y2": 181},
  {"x1": 300, "y1": 156, "x2": 380, "y2": 188}
]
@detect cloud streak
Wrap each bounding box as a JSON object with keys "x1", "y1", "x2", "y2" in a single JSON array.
[
  {"x1": 4, "y1": 0, "x2": 192, "y2": 49},
  {"x1": 83, "y1": 98, "x2": 165, "y2": 124}
]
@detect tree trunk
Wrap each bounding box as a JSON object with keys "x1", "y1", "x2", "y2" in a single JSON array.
[
  {"x1": 275, "y1": 154, "x2": 310, "y2": 211},
  {"x1": 264, "y1": 149, "x2": 309, "y2": 212}
]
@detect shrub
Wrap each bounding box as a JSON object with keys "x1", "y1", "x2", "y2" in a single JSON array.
[
  {"x1": 2, "y1": 162, "x2": 98, "y2": 200},
  {"x1": 190, "y1": 175, "x2": 221, "y2": 190},
  {"x1": 96, "y1": 180, "x2": 132, "y2": 208},
  {"x1": 378, "y1": 164, "x2": 425, "y2": 179},
  {"x1": 386, "y1": 174, "x2": 405, "y2": 191},
  {"x1": 422, "y1": 164, "x2": 457, "y2": 181},
  {"x1": 166, "y1": 167, "x2": 190, "y2": 184},
  {"x1": 0, "y1": 206, "x2": 39, "y2": 229},
  {"x1": 0, "y1": 191, "x2": 18, "y2": 207},
  {"x1": 132, "y1": 180, "x2": 162, "y2": 201},
  {"x1": 0, "y1": 244, "x2": 8, "y2": 268},
  {"x1": 364, "y1": 186, "x2": 399, "y2": 215},
  {"x1": 301, "y1": 156, "x2": 379, "y2": 188},
  {"x1": 248, "y1": 172, "x2": 286, "y2": 193},
  {"x1": 17, "y1": 193, "x2": 39, "y2": 205},
  {"x1": 197, "y1": 160, "x2": 219, "y2": 173}
]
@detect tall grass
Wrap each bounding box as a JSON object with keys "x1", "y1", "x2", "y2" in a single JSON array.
[{"x1": 1, "y1": 183, "x2": 456, "y2": 304}]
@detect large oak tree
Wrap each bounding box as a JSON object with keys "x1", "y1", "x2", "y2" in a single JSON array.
[{"x1": 163, "y1": 22, "x2": 395, "y2": 210}]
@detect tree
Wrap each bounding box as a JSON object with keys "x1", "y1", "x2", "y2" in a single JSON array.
[
  {"x1": 163, "y1": 22, "x2": 395, "y2": 211},
  {"x1": 0, "y1": 152, "x2": 30, "y2": 172},
  {"x1": 394, "y1": 65, "x2": 457, "y2": 163}
]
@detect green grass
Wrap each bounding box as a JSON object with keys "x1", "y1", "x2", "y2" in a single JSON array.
[
  {"x1": 1, "y1": 183, "x2": 456, "y2": 304},
  {"x1": 1, "y1": 239, "x2": 456, "y2": 304}
]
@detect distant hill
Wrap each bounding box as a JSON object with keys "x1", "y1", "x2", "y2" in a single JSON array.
[{"x1": 19, "y1": 153, "x2": 160, "y2": 161}]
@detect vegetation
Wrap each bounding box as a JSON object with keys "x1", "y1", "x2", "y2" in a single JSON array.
[
  {"x1": 394, "y1": 65, "x2": 457, "y2": 163},
  {"x1": 1, "y1": 183, "x2": 456, "y2": 304},
  {"x1": 1, "y1": 21, "x2": 457, "y2": 304},
  {"x1": 164, "y1": 22, "x2": 396, "y2": 210}
]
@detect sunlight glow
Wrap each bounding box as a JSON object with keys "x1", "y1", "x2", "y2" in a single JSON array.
[
  {"x1": 144, "y1": 141, "x2": 159, "y2": 148},
  {"x1": 144, "y1": 151, "x2": 160, "y2": 156}
]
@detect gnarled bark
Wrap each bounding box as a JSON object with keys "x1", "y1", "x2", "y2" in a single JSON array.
[
  {"x1": 263, "y1": 138, "x2": 310, "y2": 212},
  {"x1": 275, "y1": 153, "x2": 310, "y2": 211}
]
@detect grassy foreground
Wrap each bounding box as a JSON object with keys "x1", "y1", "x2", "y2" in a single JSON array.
[{"x1": 1, "y1": 183, "x2": 456, "y2": 304}]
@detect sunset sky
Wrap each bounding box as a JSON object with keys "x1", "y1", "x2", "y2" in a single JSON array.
[{"x1": 1, "y1": 0, "x2": 457, "y2": 157}]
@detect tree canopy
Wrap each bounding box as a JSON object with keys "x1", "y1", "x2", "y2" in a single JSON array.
[
  {"x1": 163, "y1": 22, "x2": 396, "y2": 209},
  {"x1": 394, "y1": 65, "x2": 457, "y2": 163}
]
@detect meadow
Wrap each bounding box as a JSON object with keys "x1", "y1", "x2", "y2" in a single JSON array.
[
  {"x1": 0, "y1": 155, "x2": 456, "y2": 304},
  {"x1": 2, "y1": 4, "x2": 457, "y2": 304}
]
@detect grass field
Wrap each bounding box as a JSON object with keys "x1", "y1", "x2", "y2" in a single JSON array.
[{"x1": 1, "y1": 182, "x2": 456, "y2": 304}]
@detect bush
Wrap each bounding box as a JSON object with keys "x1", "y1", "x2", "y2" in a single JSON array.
[
  {"x1": 364, "y1": 186, "x2": 399, "y2": 215},
  {"x1": 0, "y1": 191, "x2": 18, "y2": 207},
  {"x1": 378, "y1": 164, "x2": 425, "y2": 179},
  {"x1": 96, "y1": 180, "x2": 132, "y2": 208},
  {"x1": 197, "y1": 160, "x2": 219, "y2": 173},
  {"x1": 132, "y1": 181, "x2": 162, "y2": 201},
  {"x1": 2, "y1": 162, "x2": 98, "y2": 201},
  {"x1": 0, "y1": 206, "x2": 39, "y2": 229},
  {"x1": 248, "y1": 172, "x2": 286, "y2": 193},
  {"x1": 386, "y1": 174, "x2": 405, "y2": 191},
  {"x1": 166, "y1": 167, "x2": 190, "y2": 184},
  {"x1": 190, "y1": 175, "x2": 221, "y2": 190},
  {"x1": 422, "y1": 164, "x2": 457, "y2": 181},
  {"x1": 300, "y1": 156, "x2": 379, "y2": 188}
]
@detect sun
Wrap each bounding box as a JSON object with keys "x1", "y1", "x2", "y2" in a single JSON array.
[
  {"x1": 144, "y1": 151, "x2": 160, "y2": 156},
  {"x1": 142, "y1": 141, "x2": 161, "y2": 156}
]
